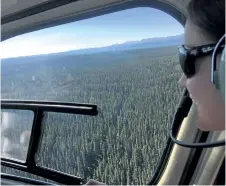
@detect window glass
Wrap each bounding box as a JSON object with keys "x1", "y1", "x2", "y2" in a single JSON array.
[
  {"x1": 1, "y1": 7, "x2": 184, "y2": 185},
  {"x1": 1, "y1": 110, "x2": 33, "y2": 162}
]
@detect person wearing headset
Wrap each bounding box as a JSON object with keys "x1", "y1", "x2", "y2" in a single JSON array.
[
  {"x1": 178, "y1": 0, "x2": 225, "y2": 132},
  {"x1": 86, "y1": 0, "x2": 225, "y2": 184}
]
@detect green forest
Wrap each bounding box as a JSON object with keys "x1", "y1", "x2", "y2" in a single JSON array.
[{"x1": 1, "y1": 46, "x2": 183, "y2": 185}]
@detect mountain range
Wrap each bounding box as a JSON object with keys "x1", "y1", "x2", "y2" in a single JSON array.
[
  {"x1": 3, "y1": 34, "x2": 184, "y2": 60},
  {"x1": 63, "y1": 34, "x2": 184, "y2": 55}
]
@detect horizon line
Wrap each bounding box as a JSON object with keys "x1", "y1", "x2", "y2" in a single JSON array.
[{"x1": 1, "y1": 34, "x2": 183, "y2": 60}]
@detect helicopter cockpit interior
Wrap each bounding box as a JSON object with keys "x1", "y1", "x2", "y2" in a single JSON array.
[{"x1": 1, "y1": 0, "x2": 225, "y2": 185}]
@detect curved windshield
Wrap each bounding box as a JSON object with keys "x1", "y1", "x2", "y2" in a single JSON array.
[{"x1": 1, "y1": 7, "x2": 184, "y2": 185}]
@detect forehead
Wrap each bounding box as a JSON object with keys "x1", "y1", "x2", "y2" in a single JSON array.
[{"x1": 184, "y1": 19, "x2": 216, "y2": 47}]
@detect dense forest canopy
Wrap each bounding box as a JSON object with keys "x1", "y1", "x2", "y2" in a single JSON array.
[{"x1": 1, "y1": 46, "x2": 183, "y2": 185}]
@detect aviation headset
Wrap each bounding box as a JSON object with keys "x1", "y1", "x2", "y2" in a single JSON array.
[{"x1": 170, "y1": 34, "x2": 226, "y2": 148}]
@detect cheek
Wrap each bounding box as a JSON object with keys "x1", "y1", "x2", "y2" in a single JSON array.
[
  {"x1": 186, "y1": 74, "x2": 209, "y2": 102},
  {"x1": 186, "y1": 60, "x2": 225, "y2": 131},
  {"x1": 186, "y1": 58, "x2": 211, "y2": 101}
]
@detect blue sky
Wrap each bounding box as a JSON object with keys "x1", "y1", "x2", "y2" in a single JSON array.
[{"x1": 1, "y1": 7, "x2": 184, "y2": 59}]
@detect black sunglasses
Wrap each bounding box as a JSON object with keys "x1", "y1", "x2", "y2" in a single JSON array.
[{"x1": 178, "y1": 43, "x2": 225, "y2": 78}]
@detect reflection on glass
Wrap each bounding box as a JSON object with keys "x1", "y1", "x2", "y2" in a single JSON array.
[{"x1": 1, "y1": 110, "x2": 33, "y2": 162}]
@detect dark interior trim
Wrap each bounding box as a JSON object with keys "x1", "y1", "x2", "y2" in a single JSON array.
[
  {"x1": 1, "y1": 0, "x2": 186, "y2": 41},
  {"x1": 1, "y1": 159, "x2": 84, "y2": 185},
  {"x1": 1, "y1": 173, "x2": 52, "y2": 185},
  {"x1": 1, "y1": 100, "x2": 98, "y2": 115},
  {"x1": 214, "y1": 158, "x2": 225, "y2": 185},
  {"x1": 1, "y1": 0, "x2": 79, "y2": 25}
]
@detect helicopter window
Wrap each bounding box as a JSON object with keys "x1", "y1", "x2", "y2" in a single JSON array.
[
  {"x1": 1, "y1": 7, "x2": 184, "y2": 185},
  {"x1": 1, "y1": 110, "x2": 33, "y2": 162}
]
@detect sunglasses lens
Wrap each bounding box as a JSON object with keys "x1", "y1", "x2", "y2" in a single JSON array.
[
  {"x1": 178, "y1": 47, "x2": 187, "y2": 73},
  {"x1": 178, "y1": 47, "x2": 195, "y2": 78}
]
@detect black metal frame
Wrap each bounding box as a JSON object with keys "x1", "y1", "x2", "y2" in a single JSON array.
[
  {"x1": 1, "y1": 0, "x2": 79, "y2": 25},
  {"x1": 1, "y1": 173, "x2": 53, "y2": 185},
  {"x1": 1, "y1": 99, "x2": 98, "y2": 185},
  {"x1": 1, "y1": 100, "x2": 97, "y2": 115}
]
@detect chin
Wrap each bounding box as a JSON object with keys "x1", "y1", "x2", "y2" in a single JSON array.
[
  {"x1": 196, "y1": 119, "x2": 210, "y2": 131},
  {"x1": 196, "y1": 107, "x2": 214, "y2": 131},
  {"x1": 197, "y1": 114, "x2": 225, "y2": 131},
  {"x1": 196, "y1": 103, "x2": 225, "y2": 131}
]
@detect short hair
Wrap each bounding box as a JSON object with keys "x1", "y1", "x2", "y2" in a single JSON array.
[{"x1": 187, "y1": 0, "x2": 225, "y2": 41}]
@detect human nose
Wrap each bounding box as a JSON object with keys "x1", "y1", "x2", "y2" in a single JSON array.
[{"x1": 178, "y1": 74, "x2": 187, "y2": 88}]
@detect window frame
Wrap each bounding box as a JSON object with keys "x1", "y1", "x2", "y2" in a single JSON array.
[
  {"x1": 1, "y1": 0, "x2": 208, "y2": 185},
  {"x1": 1, "y1": 0, "x2": 186, "y2": 41}
]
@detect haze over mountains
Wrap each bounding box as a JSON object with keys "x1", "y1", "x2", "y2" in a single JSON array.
[
  {"x1": 57, "y1": 34, "x2": 183, "y2": 55},
  {"x1": 3, "y1": 34, "x2": 183, "y2": 60}
]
